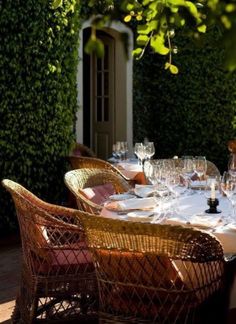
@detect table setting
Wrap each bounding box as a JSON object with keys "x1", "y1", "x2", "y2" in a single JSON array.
[{"x1": 101, "y1": 154, "x2": 236, "y2": 254}]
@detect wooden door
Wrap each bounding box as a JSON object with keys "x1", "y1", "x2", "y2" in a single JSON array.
[{"x1": 90, "y1": 35, "x2": 115, "y2": 159}]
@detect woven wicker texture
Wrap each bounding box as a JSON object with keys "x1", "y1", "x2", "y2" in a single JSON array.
[
  {"x1": 68, "y1": 156, "x2": 131, "y2": 182},
  {"x1": 64, "y1": 168, "x2": 130, "y2": 214},
  {"x1": 79, "y1": 213, "x2": 232, "y2": 324},
  {"x1": 2, "y1": 179, "x2": 98, "y2": 323}
]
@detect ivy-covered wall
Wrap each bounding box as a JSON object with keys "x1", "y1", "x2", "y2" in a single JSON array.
[
  {"x1": 133, "y1": 28, "x2": 236, "y2": 172},
  {"x1": 0, "y1": 0, "x2": 81, "y2": 234}
]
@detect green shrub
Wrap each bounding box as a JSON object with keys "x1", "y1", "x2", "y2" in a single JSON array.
[
  {"x1": 0, "y1": 0, "x2": 81, "y2": 234},
  {"x1": 133, "y1": 28, "x2": 236, "y2": 172}
]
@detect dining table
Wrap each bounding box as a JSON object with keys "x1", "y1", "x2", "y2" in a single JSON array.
[{"x1": 101, "y1": 181, "x2": 236, "y2": 309}]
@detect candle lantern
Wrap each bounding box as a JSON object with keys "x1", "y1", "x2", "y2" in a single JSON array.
[{"x1": 205, "y1": 198, "x2": 221, "y2": 214}]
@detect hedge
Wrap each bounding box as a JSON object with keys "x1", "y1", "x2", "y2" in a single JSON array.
[
  {"x1": 133, "y1": 27, "x2": 236, "y2": 172},
  {"x1": 0, "y1": 0, "x2": 81, "y2": 234}
]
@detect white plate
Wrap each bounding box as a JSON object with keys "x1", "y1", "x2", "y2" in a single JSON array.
[{"x1": 109, "y1": 193, "x2": 134, "y2": 201}]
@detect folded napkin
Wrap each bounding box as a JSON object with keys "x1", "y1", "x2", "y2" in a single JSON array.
[
  {"x1": 127, "y1": 210, "x2": 154, "y2": 220},
  {"x1": 105, "y1": 197, "x2": 157, "y2": 211},
  {"x1": 167, "y1": 214, "x2": 223, "y2": 229},
  {"x1": 189, "y1": 214, "x2": 223, "y2": 228},
  {"x1": 134, "y1": 184, "x2": 156, "y2": 198}
]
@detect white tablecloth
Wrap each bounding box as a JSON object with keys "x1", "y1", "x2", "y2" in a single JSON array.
[{"x1": 102, "y1": 193, "x2": 236, "y2": 253}]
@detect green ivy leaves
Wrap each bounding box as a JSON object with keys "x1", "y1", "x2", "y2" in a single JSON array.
[
  {"x1": 51, "y1": 0, "x2": 63, "y2": 10},
  {"x1": 84, "y1": 36, "x2": 105, "y2": 58},
  {"x1": 0, "y1": 0, "x2": 81, "y2": 233}
]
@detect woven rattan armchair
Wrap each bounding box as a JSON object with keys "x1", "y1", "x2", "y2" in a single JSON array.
[
  {"x1": 78, "y1": 213, "x2": 234, "y2": 324},
  {"x1": 64, "y1": 168, "x2": 130, "y2": 214},
  {"x1": 206, "y1": 160, "x2": 221, "y2": 177},
  {"x1": 2, "y1": 179, "x2": 98, "y2": 324},
  {"x1": 68, "y1": 156, "x2": 131, "y2": 182}
]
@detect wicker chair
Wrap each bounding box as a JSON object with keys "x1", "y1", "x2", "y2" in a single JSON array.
[
  {"x1": 206, "y1": 160, "x2": 221, "y2": 177},
  {"x1": 2, "y1": 179, "x2": 98, "y2": 324},
  {"x1": 64, "y1": 168, "x2": 130, "y2": 214},
  {"x1": 69, "y1": 142, "x2": 96, "y2": 157},
  {"x1": 78, "y1": 213, "x2": 234, "y2": 324},
  {"x1": 68, "y1": 156, "x2": 131, "y2": 182}
]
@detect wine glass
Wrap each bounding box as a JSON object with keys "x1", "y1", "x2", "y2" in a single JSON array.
[
  {"x1": 228, "y1": 153, "x2": 236, "y2": 179},
  {"x1": 221, "y1": 176, "x2": 236, "y2": 221},
  {"x1": 180, "y1": 156, "x2": 194, "y2": 193},
  {"x1": 144, "y1": 161, "x2": 158, "y2": 186},
  {"x1": 134, "y1": 143, "x2": 146, "y2": 166},
  {"x1": 120, "y1": 142, "x2": 126, "y2": 161},
  {"x1": 193, "y1": 156, "x2": 207, "y2": 193},
  {"x1": 144, "y1": 142, "x2": 155, "y2": 160},
  {"x1": 112, "y1": 143, "x2": 118, "y2": 160},
  {"x1": 115, "y1": 142, "x2": 122, "y2": 161},
  {"x1": 123, "y1": 141, "x2": 128, "y2": 160}
]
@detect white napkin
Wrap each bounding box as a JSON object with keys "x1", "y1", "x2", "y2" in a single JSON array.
[
  {"x1": 127, "y1": 210, "x2": 154, "y2": 221},
  {"x1": 189, "y1": 214, "x2": 223, "y2": 228},
  {"x1": 134, "y1": 184, "x2": 156, "y2": 198},
  {"x1": 117, "y1": 197, "x2": 157, "y2": 210},
  {"x1": 166, "y1": 214, "x2": 223, "y2": 229}
]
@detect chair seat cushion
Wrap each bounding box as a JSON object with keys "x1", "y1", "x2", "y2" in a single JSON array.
[
  {"x1": 33, "y1": 242, "x2": 94, "y2": 275},
  {"x1": 96, "y1": 249, "x2": 200, "y2": 321},
  {"x1": 96, "y1": 249, "x2": 185, "y2": 289},
  {"x1": 81, "y1": 183, "x2": 115, "y2": 205}
]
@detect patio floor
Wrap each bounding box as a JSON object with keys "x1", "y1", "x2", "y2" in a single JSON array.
[
  {"x1": 1, "y1": 235, "x2": 236, "y2": 324},
  {"x1": 0, "y1": 235, "x2": 21, "y2": 324}
]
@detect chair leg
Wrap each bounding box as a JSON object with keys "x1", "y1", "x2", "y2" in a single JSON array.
[{"x1": 11, "y1": 295, "x2": 21, "y2": 324}]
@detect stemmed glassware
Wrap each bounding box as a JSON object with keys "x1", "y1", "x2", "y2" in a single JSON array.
[
  {"x1": 220, "y1": 172, "x2": 236, "y2": 222},
  {"x1": 120, "y1": 142, "x2": 127, "y2": 160},
  {"x1": 112, "y1": 143, "x2": 119, "y2": 161},
  {"x1": 193, "y1": 156, "x2": 207, "y2": 193},
  {"x1": 134, "y1": 143, "x2": 146, "y2": 167},
  {"x1": 112, "y1": 141, "x2": 129, "y2": 161},
  {"x1": 228, "y1": 153, "x2": 236, "y2": 179},
  {"x1": 144, "y1": 161, "x2": 158, "y2": 186},
  {"x1": 144, "y1": 142, "x2": 155, "y2": 160},
  {"x1": 180, "y1": 156, "x2": 195, "y2": 193}
]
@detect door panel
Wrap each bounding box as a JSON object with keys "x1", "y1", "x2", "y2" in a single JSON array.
[
  {"x1": 91, "y1": 35, "x2": 115, "y2": 160},
  {"x1": 94, "y1": 132, "x2": 109, "y2": 158}
]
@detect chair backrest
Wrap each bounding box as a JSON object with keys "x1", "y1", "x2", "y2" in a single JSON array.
[
  {"x1": 206, "y1": 160, "x2": 221, "y2": 177},
  {"x1": 69, "y1": 143, "x2": 96, "y2": 157},
  {"x1": 64, "y1": 168, "x2": 130, "y2": 214},
  {"x1": 2, "y1": 179, "x2": 92, "y2": 276},
  {"x1": 68, "y1": 156, "x2": 130, "y2": 181},
  {"x1": 79, "y1": 213, "x2": 225, "y2": 323}
]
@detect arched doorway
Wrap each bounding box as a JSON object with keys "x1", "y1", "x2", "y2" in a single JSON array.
[{"x1": 76, "y1": 21, "x2": 133, "y2": 160}]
